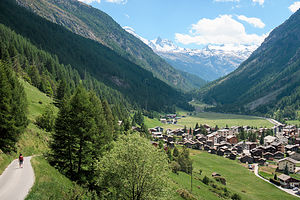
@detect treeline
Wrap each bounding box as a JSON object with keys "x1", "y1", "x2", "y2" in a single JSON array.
[
  {"x1": 0, "y1": 23, "x2": 128, "y2": 119},
  {"x1": 0, "y1": 60, "x2": 28, "y2": 152},
  {"x1": 0, "y1": 0, "x2": 193, "y2": 113}
]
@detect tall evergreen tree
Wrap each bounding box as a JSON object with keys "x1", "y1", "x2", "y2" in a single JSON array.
[
  {"x1": 50, "y1": 86, "x2": 113, "y2": 186},
  {"x1": 0, "y1": 61, "x2": 28, "y2": 152}
]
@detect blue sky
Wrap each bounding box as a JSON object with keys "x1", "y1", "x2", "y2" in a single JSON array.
[{"x1": 79, "y1": 0, "x2": 300, "y2": 49}]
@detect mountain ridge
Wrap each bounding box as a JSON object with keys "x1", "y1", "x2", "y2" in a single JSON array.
[
  {"x1": 16, "y1": 0, "x2": 205, "y2": 91},
  {"x1": 197, "y1": 9, "x2": 300, "y2": 120},
  {"x1": 124, "y1": 26, "x2": 257, "y2": 81}
]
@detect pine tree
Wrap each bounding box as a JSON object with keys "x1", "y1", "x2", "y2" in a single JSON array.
[
  {"x1": 173, "y1": 147, "x2": 179, "y2": 158},
  {"x1": 0, "y1": 61, "x2": 28, "y2": 152},
  {"x1": 55, "y1": 79, "x2": 68, "y2": 104},
  {"x1": 51, "y1": 86, "x2": 112, "y2": 186},
  {"x1": 260, "y1": 131, "x2": 265, "y2": 145}
]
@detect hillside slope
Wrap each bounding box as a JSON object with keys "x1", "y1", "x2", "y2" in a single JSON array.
[
  {"x1": 198, "y1": 9, "x2": 300, "y2": 119},
  {"x1": 16, "y1": 0, "x2": 205, "y2": 91},
  {"x1": 0, "y1": 0, "x2": 192, "y2": 112}
]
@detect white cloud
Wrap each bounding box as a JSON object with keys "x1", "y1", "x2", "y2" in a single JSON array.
[
  {"x1": 105, "y1": 0, "x2": 127, "y2": 4},
  {"x1": 78, "y1": 0, "x2": 101, "y2": 4},
  {"x1": 237, "y1": 15, "x2": 265, "y2": 28},
  {"x1": 175, "y1": 15, "x2": 267, "y2": 46},
  {"x1": 289, "y1": 2, "x2": 300, "y2": 13},
  {"x1": 252, "y1": 0, "x2": 264, "y2": 6}
]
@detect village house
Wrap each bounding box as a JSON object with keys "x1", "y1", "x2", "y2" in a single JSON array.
[
  {"x1": 217, "y1": 129, "x2": 235, "y2": 137},
  {"x1": 214, "y1": 135, "x2": 226, "y2": 144},
  {"x1": 290, "y1": 152, "x2": 300, "y2": 161},
  {"x1": 285, "y1": 144, "x2": 299, "y2": 153},
  {"x1": 231, "y1": 126, "x2": 243, "y2": 134},
  {"x1": 263, "y1": 152, "x2": 274, "y2": 160},
  {"x1": 245, "y1": 142, "x2": 257, "y2": 150},
  {"x1": 278, "y1": 157, "x2": 299, "y2": 173},
  {"x1": 207, "y1": 132, "x2": 218, "y2": 144},
  {"x1": 278, "y1": 174, "x2": 300, "y2": 188},
  {"x1": 283, "y1": 125, "x2": 297, "y2": 136},
  {"x1": 264, "y1": 135, "x2": 276, "y2": 146},
  {"x1": 265, "y1": 145, "x2": 277, "y2": 154},
  {"x1": 250, "y1": 148, "x2": 263, "y2": 157},
  {"x1": 227, "y1": 135, "x2": 238, "y2": 145},
  {"x1": 270, "y1": 142, "x2": 285, "y2": 152},
  {"x1": 273, "y1": 125, "x2": 284, "y2": 135},
  {"x1": 273, "y1": 151, "x2": 284, "y2": 159},
  {"x1": 152, "y1": 132, "x2": 163, "y2": 140},
  {"x1": 228, "y1": 152, "x2": 237, "y2": 160},
  {"x1": 240, "y1": 155, "x2": 254, "y2": 164}
]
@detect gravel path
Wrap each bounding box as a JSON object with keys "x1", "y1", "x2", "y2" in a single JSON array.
[{"x1": 0, "y1": 156, "x2": 35, "y2": 200}]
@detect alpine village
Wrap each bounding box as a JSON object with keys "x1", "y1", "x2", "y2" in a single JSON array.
[{"x1": 1, "y1": 0, "x2": 300, "y2": 200}]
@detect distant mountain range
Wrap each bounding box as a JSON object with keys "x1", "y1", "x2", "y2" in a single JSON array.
[
  {"x1": 16, "y1": 0, "x2": 206, "y2": 91},
  {"x1": 124, "y1": 26, "x2": 257, "y2": 81},
  {"x1": 197, "y1": 8, "x2": 300, "y2": 120}
]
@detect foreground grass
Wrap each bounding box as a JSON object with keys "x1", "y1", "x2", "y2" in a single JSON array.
[
  {"x1": 187, "y1": 150, "x2": 298, "y2": 200},
  {"x1": 26, "y1": 157, "x2": 93, "y2": 200}
]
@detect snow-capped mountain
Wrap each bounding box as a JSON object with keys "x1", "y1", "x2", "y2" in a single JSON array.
[{"x1": 124, "y1": 26, "x2": 257, "y2": 81}]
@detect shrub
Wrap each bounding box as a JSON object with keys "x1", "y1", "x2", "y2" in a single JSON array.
[
  {"x1": 231, "y1": 193, "x2": 241, "y2": 200},
  {"x1": 170, "y1": 161, "x2": 180, "y2": 174},
  {"x1": 176, "y1": 189, "x2": 197, "y2": 200},
  {"x1": 215, "y1": 177, "x2": 226, "y2": 185},
  {"x1": 202, "y1": 175, "x2": 210, "y2": 185},
  {"x1": 270, "y1": 178, "x2": 281, "y2": 186}
]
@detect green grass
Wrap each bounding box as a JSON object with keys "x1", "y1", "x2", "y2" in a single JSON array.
[
  {"x1": 146, "y1": 112, "x2": 273, "y2": 129},
  {"x1": 26, "y1": 157, "x2": 93, "y2": 200},
  {"x1": 144, "y1": 116, "x2": 162, "y2": 128},
  {"x1": 290, "y1": 174, "x2": 300, "y2": 180},
  {"x1": 258, "y1": 171, "x2": 274, "y2": 180},
  {"x1": 180, "y1": 150, "x2": 299, "y2": 200},
  {"x1": 170, "y1": 171, "x2": 224, "y2": 200}
]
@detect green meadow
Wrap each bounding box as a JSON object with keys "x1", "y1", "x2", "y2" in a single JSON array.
[
  {"x1": 170, "y1": 150, "x2": 298, "y2": 200},
  {"x1": 145, "y1": 112, "x2": 273, "y2": 129}
]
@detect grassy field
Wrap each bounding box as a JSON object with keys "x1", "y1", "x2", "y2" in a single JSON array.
[
  {"x1": 145, "y1": 112, "x2": 273, "y2": 129},
  {"x1": 25, "y1": 157, "x2": 93, "y2": 200},
  {"x1": 171, "y1": 150, "x2": 298, "y2": 200}
]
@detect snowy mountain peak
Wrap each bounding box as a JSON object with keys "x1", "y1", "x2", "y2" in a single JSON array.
[{"x1": 123, "y1": 26, "x2": 258, "y2": 81}]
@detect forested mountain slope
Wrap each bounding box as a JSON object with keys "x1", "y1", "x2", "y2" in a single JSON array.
[
  {"x1": 198, "y1": 9, "x2": 300, "y2": 120},
  {"x1": 16, "y1": 0, "x2": 205, "y2": 91},
  {"x1": 0, "y1": 0, "x2": 192, "y2": 113}
]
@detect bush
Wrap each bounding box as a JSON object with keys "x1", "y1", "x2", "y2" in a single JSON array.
[
  {"x1": 270, "y1": 178, "x2": 281, "y2": 186},
  {"x1": 170, "y1": 161, "x2": 180, "y2": 174},
  {"x1": 231, "y1": 193, "x2": 241, "y2": 200},
  {"x1": 215, "y1": 177, "x2": 226, "y2": 185},
  {"x1": 176, "y1": 189, "x2": 197, "y2": 200},
  {"x1": 202, "y1": 175, "x2": 210, "y2": 185},
  {"x1": 35, "y1": 105, "x2": 55, "y2": 132}
]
